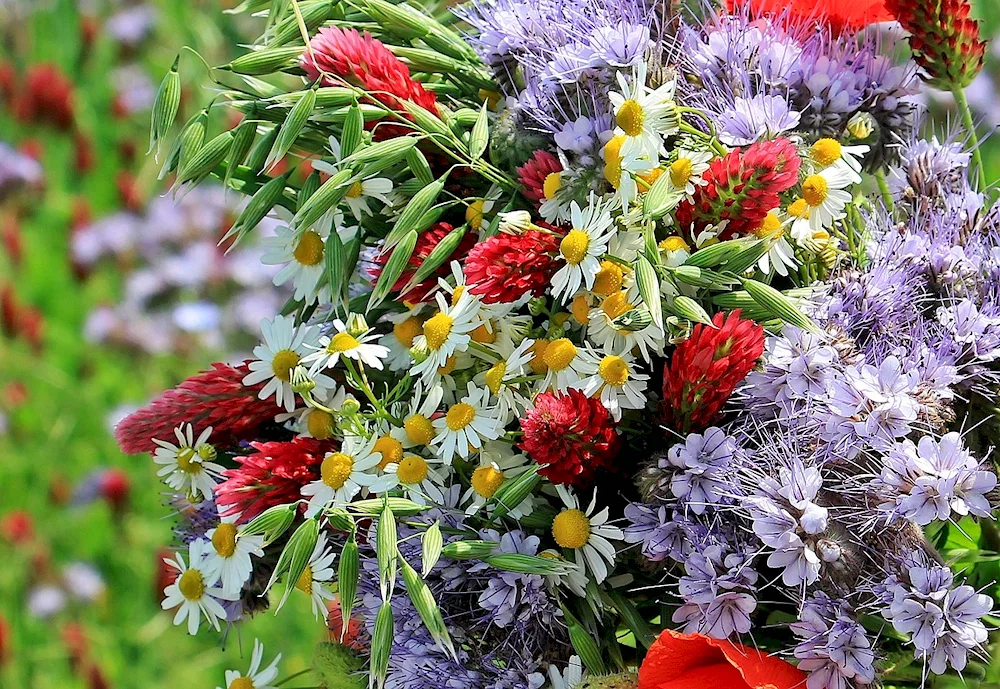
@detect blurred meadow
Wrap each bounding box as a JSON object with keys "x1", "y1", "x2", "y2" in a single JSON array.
[{"x1": 0, "y1": 1, "x2": 999, "y2": 688}]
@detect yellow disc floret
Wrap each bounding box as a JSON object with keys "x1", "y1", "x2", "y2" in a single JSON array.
[
  {"x1": 485, "y1": 361, "x2": 506, "y2": 395},
  {"x1": 466, "y1": 199, "x2": 486, "y2": 231},
  {"x1": 592, "y1": 260, "x2": 624, "y2": 297},
  {"x1": 271, "y1": 349, "x2": 300, "y2": 381},
  {"x1": 212, "y1": 522, "x2": 238, "y2": 558},
  {"x1": 345, "y1": 181, "x2": 363, "y2": 199},
  {"x1": 396, "y1": 455, "x2": 429, "y2": 485},
  {"x1": 327, "y1": 332, "x2": 359, "y2": 353},
  {"x1": 659, "y1": 236, "x2": 690, "y2": 253},
  {"x1": 543, "y1": 338, "x2": 578, "y2": 371},
  {"x1": 543, "y1": 172, "x2": 562, "y2": 201},
  {"x1": 393, "y1": 316, "x2": 423, "y2": 348},
  {"x1": 176, "y1": 447, "x2": 200, "y2": 473},
  {"x1": 602, "y1": 135, "x2": 626, "y2": 188},
  {"x1": 754, "y1": 211, "x2": 784, "y2": 239},
  {"x1": 178, "y1": 568, "x2": 205, "y2": 601},
  {"x1": 470, "y1": 322, "x2": 497, "y2": 344},
  {"x1": 293, "y1": 230, "x2": 325, "y2": 266},
  {"x1": 320, "y1": 452, "x2": 354, "y2": 489},
  {"x1": 802, "y1": 175, "x2": 829, "y2": 207},
  {"x1": 616, "y1": 99, "x2": 645, "y2": 137},
  {"x1": 445, "y1": 402, "x2": 476, "y2": 431},
  {"x1": 571, "y1": 295, "x2": 592, "y2": 325},
  {"x1": 811, "y1": 139, "x2": 842, "y2": 167},
  {"x1": 598, "y1": 355, "x2": 630, "y2": 386},
  {"x1": 601, "y1": 291, "x2": 633, "y2": 321},
  {"x1": 404, "y1": 415, "x2": 435, "y2": 446},
  {"x1": 374, "y1": 435, "x2": 403, "y2": 470},
  {"x1": 471, "y1": 466, "x2": 505, "y2": 498},
  {"x1": 295, "y1": 565, "x2": 313, "y2": 595},
  {"x1": 560, "y1": 229, "x2": 590, "y2": 266},
  {"x1": 552, "y1": 509, "x2": 591, "y2": 549},
  {"x1": 669, "y1": 157, "x2": 694, "y2": 187},
  {"x1": 423, "y1": 312, "x2": 454, "y2": 351},
  {"x1": 528, "y1": 339, "x2": 550, "y2": 374},
  {"x1": 228, "y1": 677, "x2": 255, "y2": 689}
]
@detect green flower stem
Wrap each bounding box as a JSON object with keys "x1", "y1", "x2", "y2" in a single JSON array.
[
  {"x1": 875, "y1": 168, "x2": 895, "y2": 215},
  {"x1": 952, "y1": 87, "x2": 987, "y2": 191}
]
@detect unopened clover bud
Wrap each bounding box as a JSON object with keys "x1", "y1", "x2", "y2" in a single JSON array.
[
  {"x1": 290, "y1": 365, "x2": 316, "y2": 395},
  {"x1": 409, "y1": 341, "x2": 429, "y2": 364},
  {"x1": 527, "y1": 296, "x2": 547, "y2": 316},
  {"x1": 340, "y1": 398, "x2": 361, "y2": 416},
  {"x1": 498, "y1": 210, "x2": 532, "y2": 234},
  {"x1": 345, "y1": 313, "x2": 369, "y2": 337},
  {"x1": 846, "y1": 112, "x2": 876, "y2": 141}
]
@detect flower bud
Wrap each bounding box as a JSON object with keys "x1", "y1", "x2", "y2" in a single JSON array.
[
  {"x1": 846, "y1": 112, "x2": 876, "y2": 141},
  {"x1": 409, "y1": 341, "x2": 429, "y2": 364},
  {"x1": 345, "y1": 313, "x2": 369, "y2": 337},
  {"x1": 340, "y1": 398, "x2": 361, "y2": 416},
  {"x1": 498, "y1": 210, "x2": 532, "y2": 234},
  {"x1": 290, "y1": 365, "x2": 317, "y2": 395},
  {"x1": 527, "y1": 296, "x2": 547, "y2": 316}
]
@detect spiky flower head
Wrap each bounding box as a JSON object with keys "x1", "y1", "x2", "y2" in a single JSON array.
[
  {"x1": 369, "y1": 222, "x2": 477, "y2": 303},
  {"x1": 886, "y1": 0, "x2": 986, "y2": 89},
  {"x1": 516, "y1": 149, "x2": 563, "y2": 205},
  {"x1": 464, "y1": 229, "x2": 562, "y2": 304}
]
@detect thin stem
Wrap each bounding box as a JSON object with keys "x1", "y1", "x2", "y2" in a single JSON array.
[
  {"x1": 953, "y1": 87, "x2": 988, "y2": 191},
  {"x1": 275, "y1": 669, "x2": 313, "y2": 687},
  {"x1": 875, "y1": 169, "x2": 895, "y2": 214}
]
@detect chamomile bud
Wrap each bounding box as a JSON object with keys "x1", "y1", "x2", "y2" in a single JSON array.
[{"x1": 290, "y1": 365, "x2": 316, "y2": 395}]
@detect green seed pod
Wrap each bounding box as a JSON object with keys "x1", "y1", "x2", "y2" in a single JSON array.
[
  {"x1": 149, "y1": 55, "x2": 181, "y2": 159},
  {"x1": 225, "y1": 45, "x2": 304, "y2": 75}
]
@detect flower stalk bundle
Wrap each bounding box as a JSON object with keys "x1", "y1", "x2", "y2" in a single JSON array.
[{"x1": 127, "y1": 0, "x2": 1000, "y2": 687}]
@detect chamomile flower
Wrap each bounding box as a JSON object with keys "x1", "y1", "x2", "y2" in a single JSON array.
[
  {"x1": 432, "y1": 383, "x2": 503, "y2": 463},
  {"x1": 550, "y1": 486, "x2": 623, "y2": 583},
  {"x1": 551, "y1": 194, "x2": 617, "y2": 303},
  {"x1": 539, "y1": 337, "x2": 590, "y2": 392},
  {"x1": 609, "y1": 61, "x2": 678, "y2": 160},
  {"x1": 786, "y1": 198, "x2": 814, "y2": 245},
  {"x1": 752, "y1": 210, "x2": 797, "y2": 277},
  {"x1": 301, "y1": 434, "x2": 398, "y2": 516},
  {"x1": 384, "y1": 453, "x2": 448, "y2": 505},
  {"x1": 464, "y1": 184, "x2": 502, "y2": 231},
  {"x1": 203, "y1": 512, "x2": 265, "y2": 595},
  {"x1": 548, "y1": 656, "x2": 586, "y2": 689},
  {"x1": 462, "y1": 444, "x2": 533, "y2": 516},
  {"x1": 800, "y1": 166, "x2": 855, "y2": 231},
  {"x1": 243, "y1": 315, "x2": 335, "y2": 412},
  {"x1": 809, "y1": 138, "x2": 869, "y2": 180},
  {"x1": 312, "y1": 137, "x2": 393, "y2": 221},
  {"x1": 573, "y1": 350, "x2": 649, "y2": 420},
  {"x1": 161, "y1": 539, "x2": 237, "y2": 635},
  {"x1": 658, "y1": 235, "x2": 692, "y2": 267},
  {"x1": 390, "y1": 382, "x2": 444, "y2": 449},
  {"x1": 666, "y1": 149, "x2": 712, "y2": 196},
  {"x1": 481, "y1": 338, "x2": 535, "y2": 424},
  {"x1": 378, "y1": 312, "x2": 425, "y2": 371},
  {"x1": 260, "y1": 223, "x2": 331, "y2": 305},
  {"x1": 277, "y1": 387, "x2": 357, "y2": 440},
  {"x1": 153, "y1": 424, "x2": 223, "y2": 500},
  {"x1": 539, "y1": 170, "x2": 576, "y2": 223},
  {"x1": 586, "y1": 290, "x2": 663, "y2": 363},
  {"x1": 217, "y1": 639, "x2": 281, "y2": 689},
  {"x1": 411, "y1": 289, "x2": 483, "y2": 381},
  {"x1": 291, "y1": 533, "x2": 336, "y2": 619},
  {"x1": 303, "y1": 316, "x2": 389, "y2": 372},
  {"x1": 539, "y1": 549, "x2": 589, "y2": 597}
]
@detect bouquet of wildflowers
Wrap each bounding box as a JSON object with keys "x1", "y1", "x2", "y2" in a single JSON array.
[{"x1": 118, "y1": 0, "x2": 1000, "y2": 686}]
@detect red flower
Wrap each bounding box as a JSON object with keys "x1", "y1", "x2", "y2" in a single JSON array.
[
  {"x1": 519, "y1": 389, "x2": 620, "y2": 486},
  {"x1": 19, "y1": 64, "x2": 75, "y2": 130},
  {"x1": 99, "y1": 468, "x2": 131, "y2": 514},
  {"x1": 302, "y1": 26, "x2": 438, "y2": 136},
  {"x1": 0, "y1": 613, "x2": 8, "y2": 667},
  {"x1": 114, "y1": 361, "x2": 280, "y2": 454},
  {"x1": 370, "y1": 222, "x2": 477, "y2": 303},
  {"x1": 662, "y1": 310, "x2": 764, "y2": 433},
  {"x1": 676, "y1": 138, "x2": 800, "y2": 241},
  {"x1": 516, "y1": 150, "x2": 562, "y2": 204},
  {"x1": 638, "y1": 630, "x2": 807, "y2": 689},
  {"x1": 885, "y1": 0, "x2": 985, "y2": 89},
  {"x1": 727, "y1": 0, "x2": 893, "y2": 33},
  {"x1": 215, "y1": 438, "x2": 334, "y2": 522},
  {"x1": 464, "y1": 229, "x2": 561, "y2": 304},
  {"x1": 1, "y1": 510, "x2": 34, "y2": 545},
  {"x1": 327, "y1": 598, "x2": 367, "y2": 651}
]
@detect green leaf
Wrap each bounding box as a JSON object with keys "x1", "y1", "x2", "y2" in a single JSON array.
[
  {"x1": 224, "y1": 116, "x2": 259, "y2": 188},
  {"x1": 468, "y1": 102, "x2": 489, "y2": 161},
  {"x1": 565, "y1": 609, "x2": 606, "y2": 675},
  {"x1": 266, "y1": 86, "x2": 316, "y2": 170},
  {"x1": 338, "y1": 137, "x2": 417, "y2": 170},
  {"x1": 325, "y1": 225, "x2": 347, "y2": 306},
  {"x1": 642, "y1": 170, "x2": 683, "y2": 220},
  {"x1": 350, "y1": 497, "x2": 427, "y2": 516},
  {"x1": 669, "y1": 295, "x2": 714, "y2": 325},
  {"x1": 178, "y1": 130, "x2": 233, "y2": 186},
  {"x1": 340, "y1": 103, "x2": 364, "y2": 158},
  {"x1": 245, "y1": 127, "x2": 279, "y2": 173},
  {"x1": 269, "y1": 518, "x2": 319, "y2": 612},
  {"x1": 683, "y1": 239, "x2": 749, "y2": 268},
  {"x1": 149, "y1": 55, "x2": 181, "y2": 159},
  {"x1": 221, "y1": 172, "x2": 290, "y2": 248},
  {"x1": 441, "y1": 540, "x2": 498, "y2": 560},
  {"x1": 488, "y1": 465, "x2": 540, "y2": 521},
  {"x1": 177, "y1": 109, "x2": 208, "y2": 178},
  {"x1": 369, "y1": 230, "x2": 418, "y2": 310},
  {"x1": 484, "y1": 554, "x2": 576, "y2": 575},
  {"x1": 421, "y1": 522, "x2": 444, "y2": 577},
  {"x1": 406, "y1": 147, "x2": 433, "y2": 186},
  {"x1": 239, "y1": 503, "x2": 296, "y2": 545},
  {"x1": 224, "y1": 45, "x2": 303, "y2": 75},
  {"x1": 405, "y1": 223, "x2": 466, "y2": 291},
  {"x1": 292, "y1": 167, "x2": 354, "y2": 231},
  {"x1": 298, "y1": 170, "x2": 322, "y2": 209}
]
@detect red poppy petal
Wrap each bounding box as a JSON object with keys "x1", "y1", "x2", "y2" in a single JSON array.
[
  {"x1": 653, "y1": 663, "x2": 747, "y2": 689},
  {"x1": 707, "y1": 637, "x2": 809, "y2": 689},
  {"x1": 727, "y1": 0, "x2": 894, "y2": 31}
]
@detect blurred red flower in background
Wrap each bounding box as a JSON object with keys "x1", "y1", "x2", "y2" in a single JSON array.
[{"x1": 728, "y1": 0, "x2": 893, "y2": 32}]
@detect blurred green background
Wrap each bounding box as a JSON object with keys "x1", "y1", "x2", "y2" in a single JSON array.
[{"x1": 0, "y1": 1, "x2": 998, "y2": 688}]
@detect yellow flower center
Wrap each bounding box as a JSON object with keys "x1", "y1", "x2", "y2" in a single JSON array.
[
  {"x1": 601, "y1": 291, "x2": 633, "y2": 321},
  {"x1": 445, "y1": 402, "x2": 476, "y2": 431},
  {"x1": 212, "y1": 523, "x2": 238, "y2": 558},
  {"x1": 470, "y1": 322, "x2": 497, "y2": 344},
  {"x1": 393, "y1": 316, "x2": 423, "y2": 348},
  {"x1": 659, "y1": 236, "x2": 690, "y2": 253},
  {"x1": 374, "y1": 435, "x2": 403, "y2": 470},
  {"x1": 543, "y1": 338, "x2": 578, "y2": 371},
  {"x1": 404, "y1": 415, "x2": 435, "y2": 446},
  {"x1": 306, "y1": 409, "x2": 335, "y2": 440},
  {"x1": 396, "y1": 455, "x2": 429, "y2": 485},
  {"x1": 571, "y1": 295, "x2": 592, "y2": 324},
  {"x1": 598, "y1": 355, "x2": 630, "y2": 386},
  {"x1": 451, "y1": 285, "x2": 465, "y2": 306},
  {"x1": 788, "y1": 198, "x2": 811, "y2": 219},
  {"x1": 754, "y1": 211, "x2": 784, "y2": 239},
  {"x1": 295, "y1": 565, "x2": 313, "y2": 595},
  {"x1": 485, "y1": 361, "x2": 506, "y2": 395},
  {"x1": 638, "y1": 167, "x2": 664, "y2": 190},
  {"x1": 471, "y1": 466, "x2": 504, "y2": 498},
  {"x1": 552, "y1": 509, "x2": 591, "y2": 549},
  {"x1": 178, "y1": 568, "x2": 205, "y2": 601},
  {"x1": 616, "y1": 99, "x2": 645, "y2": 137},
  {"x1": 176, "y1": 447, "x2": 200, "y2": 474},
  {"x1": 327, "y1": 332, "x2": 359, "y2": 353},
  {"x1": 293, "y1": 230, "x2": 325, "y2": 266},
  {"x1": 811, "y1": 139, "x2": 842, "y2": 167},
  {"x1": 602, "y1": 135, "x2": 625, "y2": 188},
  {"x1": 271, "y1": 349, "x2": 300, "y2": 381},
  {"x1": 560, "y1": 229, "x2": 590, "y2": 266},
  {"x1": 320, "y1": 452, "x2": 354, "y2": 489},
  {"x1": 592, "y1": 260, "x2": 624, "y2": 297},
  {"x1": 802, "y1": 175, "x2": 829, "y2": 207},
  {"x1": 228, "y1": 677, "x2": 255, "y2": 689},
  {"x1": 438, "y1": 355, "x2": 457, "y2": 375},
  {"x1": 423, "y1": 312, "x2": 454, "y2": 351},
  {"x1": 466, "y1": 199, "x2": 486, "y2": 231},
  {"x1": 528, "y1": 340, "x2": 549, "y2": 374},
  {"x1": 669, "y1": 157, "x2": 694, "y2": 187},
  {"x1": 345, "y1": 181, "x2": 363, "y2": 199},
  {"x1": 543, "y1": 172, "x2": 562, "y2": 201}
]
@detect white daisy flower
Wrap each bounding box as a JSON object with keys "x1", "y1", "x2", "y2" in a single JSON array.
[
  {"x1": 602, "y1": 135, "x2": 640, "y2": 211},
  {"x1": 217, "y1": 639, "x2": 281, "y2": 689},
  {"x1": 243, "y1": 315, "x2": 335, "y2": 412},
  {"x1": 481, "y1": 338, "x2": 535, "y2": 425},
  {"x1": 411, "y1": 288, "x2": 483, "y2": 382},
  {"x1": 301, "y1": 434, "x2": 398, "y2": 516},
  {"x1": 312, "y1": 137, "x2": 393, "y2": 221},
  {"x1": 462, "y1": 445, "x2": 534, "y2": 516},
  {"x1": 378, "y1": 312, "x2": 426, "y2": 371},
  {"x1": 277, "y1": 387, "x2": 357, "y2": 440},
  {"x1": 291, "y1": 533, "x2": 337, "y2": 619},
  {"x1": 390, "y1": 382, "x2": 444, "y2": 449},
  {"x1": 153, "y1": 424, "x2": 223, "y2": 500},
  {"x1": 538, "y1": 337, "x2": 589, "y2": 392},
  {"x1": 551, "y1": 486, "x2": 623, "y2": 584},
  {"x1": 573, "y1": 349, "x2": 649, "y2": 420},
  {"x1": 464, "y1": 184, "x2": 503, "y2": 232},
  {"x1": 609, "y1": 61, "x2": 678, "y2": 160},
  {"x1": 752, "y1": 210, "x2": 798, "y2": 277},
  {"x1": 666, "y1": 149, "x2": 713, "y2": 196},
  {"x1": 809, "y1": 138, "x2": 868, "y2": 181},
  {"x1": 384, "y1": 453, "x2": 449, "y2": 505},
  {"x1": 801, "y1": 166, "x2": 855, "y2": 231},
  {"x1": 786, "y1": 197, "x2": 814, "y2": 247},
  {"x1": 539, "y1": 170, "x2": 576, "y2": 224},
  {"x1": 260, "y1": 223, "x2": 331, "y2": 305},
  {"x1": 203, "y1": 512, "x2": 265, "y2": 595},
  {"x1": 432, "y1": 383, "x2": 503, "y2": 464},
  {"x1": 586, "y1": 290, "x2": 663, "y2": 364},
  {"x1": 161, "y1": 539, "x2": 237, "y2": 635},
  {"x1": 658, "y1": 236, "x2": 692, "y2": 267},
  {"x1": 551, "y1": 194, "x2": 617, "y2": 303},
  {"x1": 538, "y1": 548, "x2": 589, "y2": 598},
  {"x1": 303, "y1": 316, "x2": 390, "y2": 372},
  {"x1": 548, "y1": 656, "x2": 586, "y2": 689}
]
